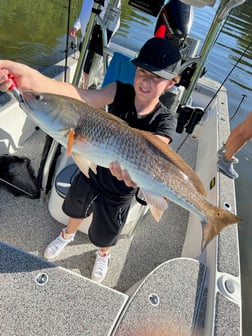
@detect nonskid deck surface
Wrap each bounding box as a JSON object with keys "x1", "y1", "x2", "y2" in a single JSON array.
[{"x1": 0, "y1": 127, "x2": 198, "y2": 292}]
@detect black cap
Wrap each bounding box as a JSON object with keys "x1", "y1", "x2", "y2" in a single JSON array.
[{"x1": 131, "y1": 37, "x2": 181, "y2": 80}]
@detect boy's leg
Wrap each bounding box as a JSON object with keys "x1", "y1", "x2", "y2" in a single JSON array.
[
  {"x1": 89, "y1": 195, "x2": 132, "y2": 282},
  {"x1": 44, "y1": 172, "x2": 97, "y2": 259},
  {"x1": 64, "y1": 217, "x2": 84, "y2": 235},
  {"x1": 225, "y1": 111, "x2": 252, "y2": 160}
]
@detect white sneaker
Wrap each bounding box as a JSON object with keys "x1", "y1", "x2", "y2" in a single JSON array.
[
  {"x1": 44, "y1": 229, "x2": 75, "y2": 260},
  {"x1": 91, "y1": 249, "x2": 110, "y2": 283}
]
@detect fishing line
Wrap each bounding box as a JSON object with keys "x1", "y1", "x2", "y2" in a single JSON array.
[{"x1": 229, "y1": 94, "x2": 247, "y2": 121}]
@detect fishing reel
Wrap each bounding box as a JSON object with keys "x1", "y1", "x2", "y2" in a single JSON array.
[{"x1": 176, "y1": 105, "x2": 205, "y2": 134}]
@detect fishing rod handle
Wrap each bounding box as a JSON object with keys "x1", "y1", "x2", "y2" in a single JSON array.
[{"x1": 8, "y1": 74, "x2": 23, "y2": 102}]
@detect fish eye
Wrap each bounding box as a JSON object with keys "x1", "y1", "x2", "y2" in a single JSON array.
[{"x1": 35, "y1": 94, "x2": 43, "y2": 101}]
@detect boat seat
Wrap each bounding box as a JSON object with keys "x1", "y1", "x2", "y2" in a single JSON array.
[
  {"x1": 54, "y1": 163, "x2": 80, "y2": 198},
  {"x1": 102, "y1": 52, "x2": 136, "y2": 86}
]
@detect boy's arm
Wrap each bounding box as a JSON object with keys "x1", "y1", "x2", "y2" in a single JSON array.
[{"x1": 0, "y1": 60, "x2": 116, "y2": 108}]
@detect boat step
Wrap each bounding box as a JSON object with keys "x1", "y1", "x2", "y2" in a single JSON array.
[
  {"x1": 112, "y1": 258, "x2": 207, "y2": 335},
  {"x1": 0, "y1": 241, "x2": 128, "y2": 336}
]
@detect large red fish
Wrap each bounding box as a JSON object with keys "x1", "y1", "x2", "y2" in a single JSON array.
[{"x1": 21, "y1": 91, "x2": 241, "y2": 250}]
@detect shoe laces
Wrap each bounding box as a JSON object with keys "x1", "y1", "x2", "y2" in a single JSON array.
[
  {"x1": 49, "y1": 235, "x2": 65, "y2": 252},
  {"x1": 94, "y1": 252, "x2": 110, "y2": 276},
  {"x1": 48, "y1": 232, "x2": 73, "y2": 253}
]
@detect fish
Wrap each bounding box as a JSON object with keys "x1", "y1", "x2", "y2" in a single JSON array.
[{"x1": 20, "y1": 91, "x2": 241, "y2": 251}]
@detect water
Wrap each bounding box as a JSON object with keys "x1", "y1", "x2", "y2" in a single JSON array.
[{"x1": 0, "y1": 0, "x2": 251, "y2": 333}]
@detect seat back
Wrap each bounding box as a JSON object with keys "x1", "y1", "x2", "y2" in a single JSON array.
[{"x1": 102, "y1": 52, "x2": 136, "y2": 87}]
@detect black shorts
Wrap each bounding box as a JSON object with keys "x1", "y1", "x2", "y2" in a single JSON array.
[{"x1": 62, "y1": 172, "x2": 132, "y2": 247}]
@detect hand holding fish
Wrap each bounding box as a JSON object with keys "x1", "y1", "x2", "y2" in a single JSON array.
[{"x1": 109, "y1": 161, "x2": 137, "y2": 188}]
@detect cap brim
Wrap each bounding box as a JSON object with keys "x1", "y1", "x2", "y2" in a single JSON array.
[{"x1": 131, "y1": 59, "x2": 178, "y2": 80}]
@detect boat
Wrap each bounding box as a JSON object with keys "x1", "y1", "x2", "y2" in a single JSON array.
[{"x1": 0, "y1": 0, "x2": 245, "y2": 335}]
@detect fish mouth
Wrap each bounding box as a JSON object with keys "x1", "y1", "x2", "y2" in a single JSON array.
[{"x1": 20, "y1": 98, "x2": 34, "y2": 119}]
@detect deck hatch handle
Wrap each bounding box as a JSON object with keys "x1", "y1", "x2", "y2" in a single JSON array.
[
  {"x1": 35, "y1": 273, "x2": 49, "y2": 286},
  {"x1": 149, "y1": 293, "x2": 160, "y2": 306}
]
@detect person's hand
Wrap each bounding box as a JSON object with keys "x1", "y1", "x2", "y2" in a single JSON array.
[
  {"x1": 0, "y1": 67, "x2": 11, "y2": 92},
  {"x1": 0, "y1": 60, "x2": 63, "y2": 95},
  {"x1": 0, "y1": 60, "x2": 40, "y2": 93},
  {"x1": 69, "y1": 27, "x2": 77, "y2": 38},
  {"x1": 109, "y1": 161, "x2": 137, "y2": 188}
]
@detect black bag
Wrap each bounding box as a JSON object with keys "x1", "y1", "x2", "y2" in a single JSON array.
[{"x1": 0, "y1": 155, "x2": 40, "y2": 199}]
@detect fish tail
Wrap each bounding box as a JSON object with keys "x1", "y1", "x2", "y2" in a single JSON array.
[{"x1": 201, "y1": 206, "x2": 241, "y2": 251}]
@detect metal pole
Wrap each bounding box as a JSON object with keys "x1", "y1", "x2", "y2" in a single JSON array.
[
  {"x1": 64, "y1": 0, "x2": 72, "y2": 82},
  {"x1": 72, "y1": 0, "x2": 104, "y2": 86},
  {"x1": 180, "y1": 0, "x2": 246, "y2": 105}
]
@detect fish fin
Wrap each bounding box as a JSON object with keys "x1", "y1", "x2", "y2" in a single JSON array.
[
  {"x1": 142, "y1": 191, "x2": 168, "y2": 222},
  {"x1": 201, "y1": 206, "x2": 242, "y2": 251},
  {"x1": 72, "y1": 153, "x2": 97, "y2": 177},
  {"x1": 138, "y1": 130, "x2": 207, "y2": 197},
  {"x1": 90, "y1": 162, "x2": 97, "y2": 174},
  {"x1": 67, "y1": 128, "x2": 75, "y2": 156}
]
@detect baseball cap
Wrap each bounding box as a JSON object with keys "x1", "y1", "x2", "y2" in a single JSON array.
[{"x1": 131, "y1": 37, "x2": 181, "y2": 80}]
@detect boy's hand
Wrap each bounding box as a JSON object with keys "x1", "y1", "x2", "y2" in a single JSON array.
[
  {"x1": 0, "y1": 60, "x2": 40, "y2": 93},
  {"x1": 109, "y1": 161, "x2": 137, "y2": 188},
  {"x1": 0, "y1": 67, "x2": 12, "y2": 92}
]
